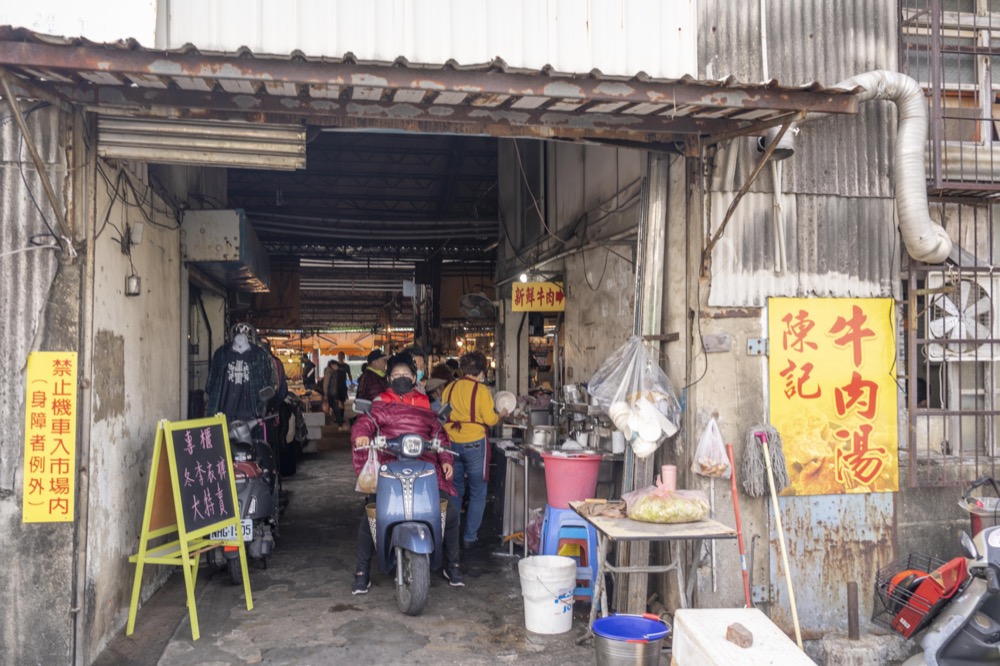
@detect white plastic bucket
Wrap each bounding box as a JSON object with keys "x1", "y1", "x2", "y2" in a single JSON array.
[{"x1": 518, "y1": 555, "x2": 577, "y2": 634}]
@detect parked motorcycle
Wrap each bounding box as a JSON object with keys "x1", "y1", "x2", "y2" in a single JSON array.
[
  {"x1": 208, "y1": 388, "x2": 281, "y2": 584},
  {"x1": 873, "y1": 477, "x2": 1000, "y2": 664},
  {"x1": 355, "y1": 399, "x2": 450, "y2": 616}
]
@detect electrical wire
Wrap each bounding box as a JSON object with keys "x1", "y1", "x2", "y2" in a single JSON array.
[
  {"x1": 14, "y1": 102, "x2": 60, "y2": 246},
  {"x1": 582, "y1": 245, "x2": 611, "y2": 291},
  {"x1": 0, "y1": 242, "x2": 61, "y2": 259}
]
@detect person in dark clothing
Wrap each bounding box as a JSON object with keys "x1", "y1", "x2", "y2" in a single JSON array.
[
  {"x1": 349, "y1": 354, "x2": 463, "y2": 593},
  {"x1": 335, "y1": 352, "x2": 353, "y2": 430},
  {"x1": 301, "y1": 354, "x2": 317, "y2": 391},
  {"x1": 356, "y1": 348, "x2": 390, "y2": 401}
]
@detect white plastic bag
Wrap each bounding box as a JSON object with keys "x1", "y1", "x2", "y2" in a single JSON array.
[
  {"x1": 692, "y1": 418, "x2": 731, "y2": 479},
  {"x1": 587, "y1": 337, "x2": 681, "y2": 458},
  {"x1": 355, "y1": 447, "x2": 379, "y2": 494}
]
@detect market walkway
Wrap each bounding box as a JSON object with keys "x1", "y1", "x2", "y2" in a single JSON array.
[{"x1": 96, "y1": 424, "x2": 595, "y2": 665}]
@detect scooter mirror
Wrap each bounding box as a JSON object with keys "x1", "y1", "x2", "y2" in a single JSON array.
[
  {"x1": 961, "y1": 530, "x2": 979, "y2": 560},
  {"x1": 437, "y1": 404, "x2": 452, "y2": 421},
  {"x1": 259, "y1": 386, "x2": 275, "y2": 401},
  {"x1": 354, "y1": 399, "x2": 373, "y2": 414}
]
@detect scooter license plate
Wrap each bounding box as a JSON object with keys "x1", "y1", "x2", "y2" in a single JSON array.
[{"x1": 210, "y1": 519, "x2": 253, "y2": 542}]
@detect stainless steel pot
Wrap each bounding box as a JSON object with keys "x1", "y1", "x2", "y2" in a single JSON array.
[{"x1": 529, "y1": 425, "x2": 558, "y2": 448}]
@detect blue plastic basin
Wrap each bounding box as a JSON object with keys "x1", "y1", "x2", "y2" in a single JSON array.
[{"x1": 592, "y1": 614, "x2": 670, "y2": 643}]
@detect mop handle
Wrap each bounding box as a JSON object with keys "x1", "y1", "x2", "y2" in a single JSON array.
[
  {"x1": 757, "y1": 431, "x2": 803, "y2": 650},
  {"x1": 726, "y1": 443, "x2": 752, "y2": 608}
]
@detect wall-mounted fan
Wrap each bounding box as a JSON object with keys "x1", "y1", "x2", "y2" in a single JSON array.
[
  {"x1": 458, "y1": 292, "x2": 496, "y2": 319},
  {"x1": 926, "y1": 273, "x2": 1000, "y2": 361}
]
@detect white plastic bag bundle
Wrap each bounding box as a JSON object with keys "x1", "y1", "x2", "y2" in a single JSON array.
[{"x1": 587, "y1": 336, "x2": 681, "y2": 458}]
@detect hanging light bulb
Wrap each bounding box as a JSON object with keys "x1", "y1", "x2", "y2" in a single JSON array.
[{"x1": 519, "y1": 273, "x2": 528, "y2": 283}]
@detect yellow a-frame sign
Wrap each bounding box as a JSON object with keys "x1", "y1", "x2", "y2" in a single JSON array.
[{"x1": 127, "y1": 416, "x2": 253, "y2": 640}]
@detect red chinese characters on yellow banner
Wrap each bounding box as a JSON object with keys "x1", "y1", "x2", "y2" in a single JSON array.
[
  {"x1": 22, "y1": 351, "x2": 78, "y2": 522},
  {"x1": 768, "y1": 298, "x2": 898, "y2": 496},
  {"x1": 512, "y1": 282, "x2": 565, "y2": 312}
]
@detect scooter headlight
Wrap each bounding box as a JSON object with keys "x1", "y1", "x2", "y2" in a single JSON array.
[{"x1": 401, "y1": 435, "x2": 423, "y2": 457}]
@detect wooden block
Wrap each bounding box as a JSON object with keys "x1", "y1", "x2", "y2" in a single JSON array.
[{"x1": 726, "y1": 622, "x2": 753, "y2": 648}]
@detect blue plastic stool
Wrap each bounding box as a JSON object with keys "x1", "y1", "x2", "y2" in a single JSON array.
[{"x1": 541, "y1": 504, "x2": 599, "y2": 601}]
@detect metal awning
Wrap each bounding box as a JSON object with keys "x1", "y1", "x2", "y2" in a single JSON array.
[{"x1": 0, "y1": 26, "x2": 859, "y2": 145}]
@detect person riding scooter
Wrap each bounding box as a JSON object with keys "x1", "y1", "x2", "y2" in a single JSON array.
[{"x1": 350, "y1": 353, "x2": 464, "y2": 594}]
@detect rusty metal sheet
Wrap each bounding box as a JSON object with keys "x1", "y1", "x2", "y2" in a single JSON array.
[
  {"x1": 0, "y1": 26, "x2": 860, "y2": 144},
  {"x1": 769, "y1": 493, "x2": 894, "y2": 637}
]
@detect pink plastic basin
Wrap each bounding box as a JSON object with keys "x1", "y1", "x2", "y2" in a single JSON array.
[{"x1": 540, "y1": 451, "x2": 603, "y2": 508}]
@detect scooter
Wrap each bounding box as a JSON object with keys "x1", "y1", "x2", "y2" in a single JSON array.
[
  {"x1": 874, "y1": 477, "x2": 1000, "y2": 665},
  {"x1": 208, "y1": 388, "x2": 280, "y2": 584},
  {"x1": 355, "y1": 399, "x2": 449, "y2": 616}
]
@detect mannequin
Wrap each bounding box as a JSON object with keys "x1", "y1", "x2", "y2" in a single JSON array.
[{"x1": 205, "y1": 323, "x2": 278, "y2": 422}]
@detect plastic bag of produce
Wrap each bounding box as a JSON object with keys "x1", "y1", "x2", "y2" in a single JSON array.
[
  {"x1": 355, "y1": 447, "x2": 379, "y2": 494},
  {"x1": 691, "y1": 417, "x2": 731, "y2": 479},
  {"x1": 622, "y1": 484, "x2": 709, "y2": 524}
]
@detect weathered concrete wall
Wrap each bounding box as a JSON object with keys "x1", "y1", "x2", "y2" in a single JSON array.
[
  {"x1": 82, "y1": 159, "x2": 183, "y2": 663},
  {"x1": 543, "y1": 142, "x2": 644, "y2": 382},
  {"x1": 0, "y1": 105, "x2": 76, "y2": 666}
]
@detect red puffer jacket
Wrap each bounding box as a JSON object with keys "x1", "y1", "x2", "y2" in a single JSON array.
[{"x1": 350, "y1": 401, "x2": 456, "y2": 496}]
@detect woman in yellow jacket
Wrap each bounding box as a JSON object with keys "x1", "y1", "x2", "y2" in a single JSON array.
[{"x1": 442, "y1": 351, "x2": 509, "y2": 548}]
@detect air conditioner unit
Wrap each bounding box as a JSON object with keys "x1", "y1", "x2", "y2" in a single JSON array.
[{"x1": 925, "y1": 272, "x2": 1000, "y2": 362}]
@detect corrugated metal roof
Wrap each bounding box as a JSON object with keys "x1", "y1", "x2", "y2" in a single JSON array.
[
  {"x1": 0, "y1": 26, "x2": 860, "y2": 145},
  {"x1": 0, "y1": 103, "x2": 63, "y2": 483},
  {"x1": 700, "y1": 0, "x2": 897, "y2": 198},
  {"x1": 707, "y1": 192, "x2": 898, "y2": 307},
  {"x1": 157, "y1": 0, "x2": 698, "y2": 81}
]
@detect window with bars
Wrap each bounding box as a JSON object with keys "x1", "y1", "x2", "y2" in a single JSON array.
[{"x1": 901, "y1": 1, "x2": 1000, "y2": 484}]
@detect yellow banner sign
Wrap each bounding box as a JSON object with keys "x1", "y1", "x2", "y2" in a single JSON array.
[
  {"x1": 22, "y1": 351, "x2": 78, "y2": 522},
  {"x1": 768, "y1": 298, "x2": 898, "y2": 496},
  {"x1": 512, "y1": 282, "x2": 565, "y2": 312}
]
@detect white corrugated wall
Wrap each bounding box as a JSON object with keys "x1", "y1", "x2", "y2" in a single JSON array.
[
  {"x1": 155, "y1": 0, "x2": 697, "y2": 78},
  {"x1": 700, "y1": 0, "x2": 901, "y2": 306}
]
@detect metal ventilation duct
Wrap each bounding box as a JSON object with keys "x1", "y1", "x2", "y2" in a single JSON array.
[{"x1": 97, "y1": 117, "x2": 306, "y2": 170}]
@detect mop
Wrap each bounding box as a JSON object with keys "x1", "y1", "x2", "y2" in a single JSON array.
[
  {"x1": 742, "y1": 425, "x2": 802, "y2": 650},
  {"x1": 740, "y1": 423, "x2": 788, "y2": 498}
]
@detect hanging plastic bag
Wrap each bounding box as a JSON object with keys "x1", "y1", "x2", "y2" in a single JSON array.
[
  {"x1": 355, "y1": 447, "x2": 379, "y2": 494},
  {"x1": 587, "y1": 336, "x2": 681, "y2": 458},
  {"x1": 692, "y1": 417, "x2": 731, "y2": 479},
  {"x1": 622, "y1": 476, "x2": 709, "y2": 524}
]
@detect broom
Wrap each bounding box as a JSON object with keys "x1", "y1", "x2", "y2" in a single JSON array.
[{"x1": 741, "y1": 423, "x2": 788, "y2": 498}]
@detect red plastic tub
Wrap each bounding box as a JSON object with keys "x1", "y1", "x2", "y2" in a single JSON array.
[{"x1": 540, "y1": 451, "x2": 603, "y2": 508}]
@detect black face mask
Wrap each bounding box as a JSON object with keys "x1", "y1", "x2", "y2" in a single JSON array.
[{"x1": 391, "y1": 377, "x2": 415, "y2": 394}]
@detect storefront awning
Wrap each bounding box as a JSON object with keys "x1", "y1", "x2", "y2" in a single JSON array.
[{"x1": 0, "y1": 27, "x2": 858, "y2": 146}]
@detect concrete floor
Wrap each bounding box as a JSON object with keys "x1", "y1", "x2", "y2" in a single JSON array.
[{"x1": 97, "y1": 424, "x2": 599, "y2": 666}]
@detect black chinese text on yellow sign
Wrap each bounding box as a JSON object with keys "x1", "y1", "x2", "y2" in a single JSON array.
[
  {"x1": 127, "y1": 416, "x2": 253, "y2": 641},
  {"x1": 22, "y1": 351, "x2": 78, "y2": 523}
]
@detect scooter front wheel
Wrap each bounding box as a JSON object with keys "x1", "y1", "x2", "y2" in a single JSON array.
[
  {"x1": 395, "y1": 548, "x2": 430, "y2": 616},
  {"x1": 228, "y1": 556, "x2": 242, "y2": 585}
]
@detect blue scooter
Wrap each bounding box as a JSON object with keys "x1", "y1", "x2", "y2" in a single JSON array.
[{"x1": 355, "y1": 399, "x2": 449, "y2": 616}]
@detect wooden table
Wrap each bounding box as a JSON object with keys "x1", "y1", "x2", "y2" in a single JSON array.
[{"x1": 567, "y1": 501, "x2": 737, "y2": 642}]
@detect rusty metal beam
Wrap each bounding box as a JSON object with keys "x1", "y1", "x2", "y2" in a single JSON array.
[
  {"x1": 39, "y1": 81, "x2": 787, "y2": 141},
  {"x1": 0, "y1": 37, "x2": 859, "y2": 113}
]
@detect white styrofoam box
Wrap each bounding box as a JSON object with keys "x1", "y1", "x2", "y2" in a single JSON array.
[
  {"x1": 307, "y1": 426, "x2": 323, "y2": 441},
  {"x1": 672, "y1": 608, "x2": 815, "y2": 666}
]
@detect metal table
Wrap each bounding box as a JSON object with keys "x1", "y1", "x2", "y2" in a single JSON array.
[{"x1": 567, "y1": 501, "x2": 737, "y2": 642}]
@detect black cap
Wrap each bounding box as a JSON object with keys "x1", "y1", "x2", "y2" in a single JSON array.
[
  {"x1": 367, "y1": 348, "x2": 386, "y2": 364},
  {"x1": 386, "y1": 352, "x2": 417, "y2": 376}
]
